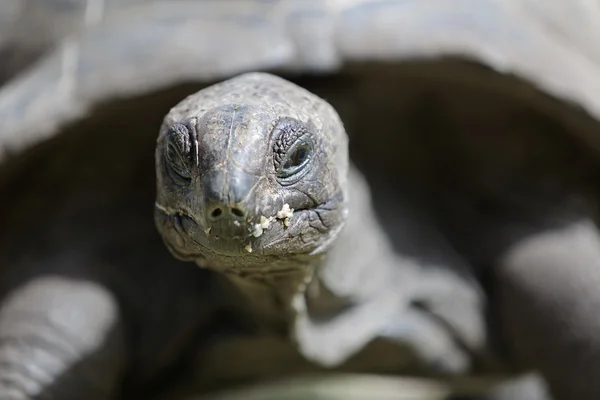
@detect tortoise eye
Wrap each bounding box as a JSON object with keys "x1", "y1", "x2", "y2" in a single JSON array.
[
  {"x1": 281, "y1": 142, "x2": 312, "y2": 174},
  {"x1": 272, "y1": 117, "x2": 315, "y2": 184},
  {"x1": 164, "y1": 123, "x2": 192, "y2": 183}
]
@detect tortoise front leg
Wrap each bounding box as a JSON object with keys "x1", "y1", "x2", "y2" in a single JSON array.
[
  {"x1": 496, "y1": 219, "x2": 600, "y2": 400},
  {"x1": 0, "y1": 275, "x2": 127, "y2": 399}
]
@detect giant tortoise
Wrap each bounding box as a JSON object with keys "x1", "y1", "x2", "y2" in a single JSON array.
[{"x1": 2, "y1": 0, "x2": 600, "y2": 399}]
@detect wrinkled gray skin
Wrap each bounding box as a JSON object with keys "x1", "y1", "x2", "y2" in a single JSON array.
[
  {"x1": 154, "y1": 72, "x2": 600, "y2": 400},
  {"x1": 154, "y1": 72, "x2": 484, "y2": 372}
]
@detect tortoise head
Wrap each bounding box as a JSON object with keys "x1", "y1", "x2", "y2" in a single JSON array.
[{"x1": 154, "y1": 73, "x2": 349, "y2": 270}]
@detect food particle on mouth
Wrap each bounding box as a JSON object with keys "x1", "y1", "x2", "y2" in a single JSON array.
[
  {"x1": 251, "y1": 225, "x2": 263, "y2": 237},
  {"x1": 244, "y1": 243, "x2": 253, "y2": 253},
  {"x1": 251, "y1": 215, "x2": 275, "y2": 237},
  {"x1": 276, "y1": 203, "x2": 294, "y2": 219},
  {"x1": 276, "y1": 203, "x2": 294, "y2": 227},
  {"x1": 250, "y1": 204, "x2": 294, "y2": 238}
]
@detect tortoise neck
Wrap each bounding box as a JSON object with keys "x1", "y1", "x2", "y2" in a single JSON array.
[
  {"x1": 219, "y1": 256, "x2": 324, "y2": 331},
  {"x1": 291, "y1": 167, "x2": 411, "y2": 366}
]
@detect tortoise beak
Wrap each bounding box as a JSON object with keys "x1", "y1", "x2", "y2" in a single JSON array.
[{"x1": 200, "y1": 168, "x2": 257, "y2": 239}]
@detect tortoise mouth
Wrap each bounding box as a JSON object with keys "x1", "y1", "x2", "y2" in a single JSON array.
[{"x1": 154, "y1": 202, "x2": 315, "y2": 262}]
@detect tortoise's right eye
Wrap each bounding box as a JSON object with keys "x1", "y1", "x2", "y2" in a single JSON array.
[{"x1": 164, "y1": 123, "x2": 192, "y2": 184}]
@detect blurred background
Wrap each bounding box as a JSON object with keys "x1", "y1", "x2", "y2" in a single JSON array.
[{"x1": 1, "y1": 1, "x2": 600, "y2": 399}]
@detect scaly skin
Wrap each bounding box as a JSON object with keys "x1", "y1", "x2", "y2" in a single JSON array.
[{"x1": 154, "y1": 72, "x2": 485, "y2": 371}]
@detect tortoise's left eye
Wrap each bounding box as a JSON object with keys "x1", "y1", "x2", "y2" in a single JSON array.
[
  {"x1": 272, "y1": 118, "x2": 314, "y2": 184},
  {"x1": 281, "y1": 142, "x2": 312, "y2": 176}
]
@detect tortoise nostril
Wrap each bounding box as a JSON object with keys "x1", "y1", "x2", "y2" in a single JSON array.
[
  {"x1": 210, "y1": 208, "x2": 223, "y2": 219},
  {"x1": 230, "y1": 207, "x2": 245, "y2": 218},
  {"x1": 207, "y1": 205, "x2": 247, "y2": 222}
]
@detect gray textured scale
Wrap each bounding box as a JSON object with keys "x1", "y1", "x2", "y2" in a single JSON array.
[{"x1": 2, "y1": 1, "x2": 600, "y2": 399}]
